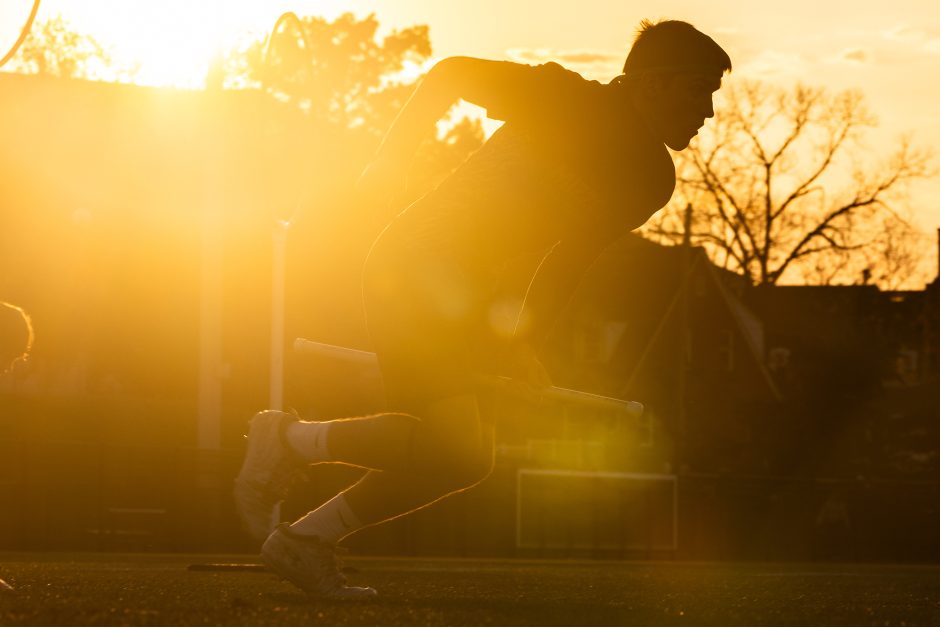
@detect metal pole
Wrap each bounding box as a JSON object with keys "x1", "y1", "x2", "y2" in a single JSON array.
[
  {"x1": 197, "y1": 98, "x2": 224, "y2": 451},
  {"x1": 269, "y1": 220, "x2": 289, "y2": 410}
]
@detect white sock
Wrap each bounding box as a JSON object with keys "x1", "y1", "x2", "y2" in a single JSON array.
[
  {"x1": 285, "y1": 420, "x2": 332, "y2": 462},
  {"x1": 289, "y1": 493, "x2": 363, "y2": 543}
]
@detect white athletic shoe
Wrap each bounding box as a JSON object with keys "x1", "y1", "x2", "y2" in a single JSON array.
[
  {"x1": 233, "y1": 410, "x2": 304, "y2": 542},
  {"x1": 262, "y1": 523, "x2": 378, "y2": 599}
]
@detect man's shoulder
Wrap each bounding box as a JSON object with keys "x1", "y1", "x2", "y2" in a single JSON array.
[
  {"x1": 528, "y1": 62, "x2": 604, "y2": 108},
  {"x1": 528, "y1": 61, "x2": 589, "y2": 82},
  {"x1": 515, "y1": 60, "x2": 593, "y2": 85}
]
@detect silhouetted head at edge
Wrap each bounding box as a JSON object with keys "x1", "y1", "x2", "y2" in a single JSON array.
[
  {"x1": 614, "y1": 20, "x2": 732, "y2": 151},
  {"x1": 1, "y1": 301, "x2": 32, "y2": 376}
]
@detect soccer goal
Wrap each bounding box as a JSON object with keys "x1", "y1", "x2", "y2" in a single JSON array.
[{"x1": 515, "y1": 469, "x2": 678, "y2": 553}]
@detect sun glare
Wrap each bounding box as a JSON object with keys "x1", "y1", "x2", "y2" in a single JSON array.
[
  {"x1": 86, "y1": 5, "x2": 254, "y2": 88},
  {"x1": 21, "y1": 1, "x2": 423, "y2": 88},
  {"x1": 37, "y1": 1, "x2": 328, "y2": 88}
]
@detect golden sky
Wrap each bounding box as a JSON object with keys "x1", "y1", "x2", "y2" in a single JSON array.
[{"x1": 3, "y1": 0, "x2": 939, "y2": 236}]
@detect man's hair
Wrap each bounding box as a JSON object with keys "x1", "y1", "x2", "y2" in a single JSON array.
[{"x1": 623, "y1": 19, "x2": 731, "y2": 76}]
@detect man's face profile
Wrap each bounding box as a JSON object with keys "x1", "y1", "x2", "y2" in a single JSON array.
[{"x1": 652, "y1": 71, "x2": 722, "y2": 150}]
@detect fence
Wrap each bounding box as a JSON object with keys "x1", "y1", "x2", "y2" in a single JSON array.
[{"x1": 1, "y1": 437, "x2": 939, "y2": 562}]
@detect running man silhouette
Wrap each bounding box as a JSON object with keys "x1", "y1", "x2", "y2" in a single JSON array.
[{"x1": 235, "y1": 19, "x2": 730, "y2": 598}]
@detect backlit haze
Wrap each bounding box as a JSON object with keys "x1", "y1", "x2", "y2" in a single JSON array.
[{"x1": 4, "y1": 0, "x2": 939, "y2": 239}]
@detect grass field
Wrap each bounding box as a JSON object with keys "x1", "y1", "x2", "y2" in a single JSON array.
[{"x1": 1, "y1": 553, "x2": 939, "y2": 626}]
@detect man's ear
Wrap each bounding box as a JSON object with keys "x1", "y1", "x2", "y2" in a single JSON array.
[{"x1": 636, "y1": 73, "x2": 667, "y2": 102}]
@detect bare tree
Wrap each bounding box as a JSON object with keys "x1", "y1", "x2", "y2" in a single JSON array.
[
  {"x1": 642, "y1": 80, "x2": 933, "y2": 288},
  {"x1": 865, "y1": 213, "x2": 933, "y2": 290}
]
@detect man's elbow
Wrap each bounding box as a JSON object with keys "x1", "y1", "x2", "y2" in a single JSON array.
[{"x1": 424, "y1": 56, "x2": 476, "y2": 85}]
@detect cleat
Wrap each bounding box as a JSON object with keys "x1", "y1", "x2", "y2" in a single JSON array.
[
  {"x1": 262, "y1": 523, "x2": 377, "y2": 600},
  {"x1": 233, "y1": 410, "x2": 304, "y2": 542}
]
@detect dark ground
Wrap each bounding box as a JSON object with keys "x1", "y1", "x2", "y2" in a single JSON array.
[{"x1": 1, "y1": 553, "x2": 939, "y2": 626}]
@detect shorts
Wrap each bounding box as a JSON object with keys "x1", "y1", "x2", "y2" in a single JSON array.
[{"x1": 361, "y1": 232, "x2": 496, "y2": 414}]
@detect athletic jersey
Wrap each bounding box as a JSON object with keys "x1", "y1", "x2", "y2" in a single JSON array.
[{"x1": 379, "y1": 61, "x2": 676, "y2": 282}]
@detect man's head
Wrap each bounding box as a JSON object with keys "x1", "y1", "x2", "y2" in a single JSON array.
[
  {"x1": 619, "y1": 20, "x2": 731, "y2": 150},
  {"x1": 1, "y1": 301, "x2": 32, "y2": 375}
]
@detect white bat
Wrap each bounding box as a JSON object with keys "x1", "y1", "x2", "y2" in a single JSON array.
[{"x1": 293, "y1": 338, "x2": 644, "y2": 417}]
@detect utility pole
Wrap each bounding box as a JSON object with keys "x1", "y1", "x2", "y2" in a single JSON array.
[{"x1": 677, "y1": 204, "x2": 693, "y2": 437}]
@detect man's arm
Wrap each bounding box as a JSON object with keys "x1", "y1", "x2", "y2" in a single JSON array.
[
  {"x1": 487, "y1": 229, "x2": 619, "y2": 389},
  {"x1": 359, "y1": 57, "x2": 581, "y2": 196},
  {"x1": 514, "y1": 228, "x2": 623, "y2": 352},
  {"x1": 374, "y1": 57, "x2": 555, "y2": 161}
]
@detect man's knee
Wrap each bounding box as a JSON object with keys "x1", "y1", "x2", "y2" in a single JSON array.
[
  {"x1": 411, "y1": 395, "x2": 494, "y2": 491},
  {"x1": 435, "y1": 445, "x2": 494, "y2": 493}
]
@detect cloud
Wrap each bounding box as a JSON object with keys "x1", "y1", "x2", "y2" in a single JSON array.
[
  {"x1": 506, "y1": 48, "x2": 554, "y2": 64},
  {"x1": 505, "y1": 48, "x2": 622, "y2": 80},
  {"x1": 506, "y1": 48, "x2": 621, "y2": 66},
  {"x1": 827, "y1": 47, "x2": 870, "y2": 64},
  {"x1": 736, "y1": 50, "x2": 808, "y2": 77},
  {"x1": 555, "y1": 51, "x2": 622, "y2": 65},
  {"x1": 925, "y1": 39, "x2": 940, "y2": 55},
  {"x1": 881, "y1": 25, "x2": 940, "y2": 55},
  {"x1": 882, "y1": 25, "x2": 917, "y2": 42},
  {"x1": 882, "y1": 25, "x2": 932, "y2": 43}
]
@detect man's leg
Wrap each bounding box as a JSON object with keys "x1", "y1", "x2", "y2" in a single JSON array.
[
  {"x1": 286, "y1": 394, "x2": 494, "y2": 540},
  {"x1": 234, "y1": 396, "x2": 478, "y2": 539},
  {"x1": 290, "y1": 397, "x2": 493, "y2": 538},
  {"x1": 258, "y1": 394, "x2": 493, "y2": 599},
  {"x1": 287, "y1": 395, "x2": 482, "y2": 471}
]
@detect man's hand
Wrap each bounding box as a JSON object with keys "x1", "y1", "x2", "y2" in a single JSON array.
[{"x1": 493, "y1": 341, "x2": 553, "y2": 404}]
